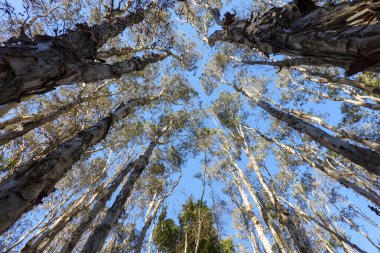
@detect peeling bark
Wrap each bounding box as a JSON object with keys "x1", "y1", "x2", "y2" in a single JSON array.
[
  {"x1": 0, "y1": 95, "x2": 159, "y2": 235},
  {"x1": 209, "y1": 1, "x2": 380, "y2": 75},
  {"x1": 0, "y1": 50, "x2": 167, "y2": 106},
  {"x1": 0, "y1": 9, "x2": 155, "y2": 105}
]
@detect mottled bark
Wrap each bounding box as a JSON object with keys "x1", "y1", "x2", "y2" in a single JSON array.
[
  {"x1": 0, "y1": 48, "x2": 167, "y2": 106},
  {"x1": 59, "y1": 165, "x2": 133, "y2": 253},
  {"x1": 230, "y1": 170, "x2": 274, "y2": 253},
  {"x1": 209, "y1": 1, "x2": 380, "y2": 75},
  {"x1": 235, "y1": 125, "x2": 315, "y2": 253},
  {"x1": 0, "y1": 9, "x2": 158, "y2": 105},
  {"x1": 80, "y1": 133, "x2": 163, "y2": 253},
  {"x1": 284, "y1": 108, "x2": 380, "y2": 151},
  {"x1": 0, "y1": 95, "x2": 159, "y2": 234},
  {"x1": 233, "y1": 85, "x2": 380, "y2": 175}
]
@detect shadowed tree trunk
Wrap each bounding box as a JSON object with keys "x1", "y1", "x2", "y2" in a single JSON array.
[
  {"x1": 80, "y1": 130, "x2": 164, "y2": 253},
  {"x1": 0, "y1": 95, "x2": 161, "y2": 235},
  {"x1": 231, "y1": 84, "x2": 380, "y2": 176},
  {"x1": 59, "y1": 164, "x2": 134, "y2": 253},
  {"x1": 209, "y1": 0, "x2": 380, "y2": 76},
  {"x1": 0, "y1": 8, "x2": 168, "y2": 105},
  {"x1": 257, "y1": 130, "x2": 380, "y2": 208}
]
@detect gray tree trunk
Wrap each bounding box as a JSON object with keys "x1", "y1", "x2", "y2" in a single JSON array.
[
  {"x1": 232, "y1": 85, "x2": 380, "y2": 175},
  {"x1": 0, "y1": 9, "x2": 163, "y2": 105},
  {"x1": 59, "y1": 164, "x2": 134, "y2": 253},
  {"x1": 0, "y1": 95, "x2": 159, "y2": 234},
  {"x1": 80, "y1": 132, "x2": 163, "y2": 253},
  {"x1": 209, "y1": 1, "x2": 380, "y2": 76}
]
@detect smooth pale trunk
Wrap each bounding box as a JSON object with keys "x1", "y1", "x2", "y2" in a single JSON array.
[
  {"x1": 239, "y1": 141, "x2": 314, "y2": 253},
  {"x1": 258, "y1": 99, "x2": 380, "y2": 174},
  {"x1": 80, "y1": 136, "x2": 160, "y2": 253},
  {"x1": 0, "y1": 96, "x2": 157, "y2": 234},
  {"x1": 209, "y1": 1, "x2": 380, "y2": 75},
  {"x1": 21, "y1": 193, "x2": 90, "y2": 253},
  {"x1": 134, "y1": 198, "x2": 163, "y2": 253},
  {"x1": 229, "y1": 162, "x2": 291, "y2": 253},
  {"x1": 231, "y1": 171, "x2": 274, "y2": 253},
  {"x1": 285, "y1": 108, "x2": 380, "y2": 152},
  {"x1": 257, "y1": 130, "x2": 380, "y2": 208}
]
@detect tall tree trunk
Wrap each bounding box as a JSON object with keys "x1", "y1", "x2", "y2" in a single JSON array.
[
  {"x1": 21, "y1": 192, "x2": 93, "y2": 253},
  {"x1": 230, "y1": 170, "x2": 274, "y2": 253},
  {"x1": 135, "y1": 176, "x2": 180, "y2": 253},
  {"x1": 59, "y1": 163, "x2": 133, "y2": 253},
  {"x1": 21, "y1": 161, "x2": 115, "y2": 253},
  {"x1": 0, "y1": 95, "x2": 159, "y2": 234},
  {"x1": 232, "y1": 84, "x2": 380, "y2": 175},
  {"x1": 235, "y1": 124, "x2": 315, "y2": 253},
  {"x1": 80, "y1": 131, "x2": 164, "y2": 253},
  {"x1": 255, "y1": 129, "x2": 380, "y2": 208},
  {"x1": 0, "y1": 9, "x2": 151, "y2": 105},
  {"x1": 209, "y1": 1, "x2": 380, "y2": 76},
  {"x1": 280, "y1": 106, "x2": 380, "y2": 152},
  {"x1": 134, "y1": 198, "x2": 162, "y2": 253},
  {"x1": 194, "y1": 177, "x2": 206, "y2": 253},
  {"x1": 239, "y1": 59, "x2": 380, "y2": 96}
]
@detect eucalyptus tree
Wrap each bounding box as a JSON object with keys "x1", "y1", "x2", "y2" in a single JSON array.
[
  {"x1": 81, "y1": 110, "x2": 201, "y2": 252},
  {"x1": 208, "y1": 0, "x2": 380, "y2": 76},
  {"x1": 0, "y1": 74, "x2": 196, "y2": 234},
  {"x1": 133, "y1": 163, "x2": 182, "y2": 253},
  {"x1": 201, "y1": 50, "x2": 380, "y2": 175},
  {"x1": 0, "y1": 0, "x2": 181, "y2": 105}
]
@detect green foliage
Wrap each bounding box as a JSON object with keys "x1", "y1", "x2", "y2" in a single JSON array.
[
  {"x1": 154, "y1": 209, "x2": 179, "y2": 253},
  {"x1": 212, "y1": 92, "x2": 242, "y2": 129},
  {"x1": 220, "y1": 238, "x2": 236, "y2": 253},
  {"x1": 153, "y1": 198, "x2": 235, "y2": 253}
]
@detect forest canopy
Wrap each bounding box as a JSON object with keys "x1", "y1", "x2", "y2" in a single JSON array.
[{"x1": 0, "y1": 0, "x2": 379, "y2": 252}]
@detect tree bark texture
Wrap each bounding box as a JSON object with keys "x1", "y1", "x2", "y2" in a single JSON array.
[
  {"x1": 59, "y1": 165, "x2": 133, "y2": 253},
  {"x1": 233, "y1": 85, "x2": 380, "y2": 175},
  {"x1": 80, "y1": 133, "x2": 162, "y2": 253},
  {"x1": 0, "y1": 96, "x2": 158, "y2": 235},
  {"x1": 0, "y1": 9, "x2": 167, "y2": 105},
  {"x1": 209, "y1": 1, "x2": 380, "y2": 76}
]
